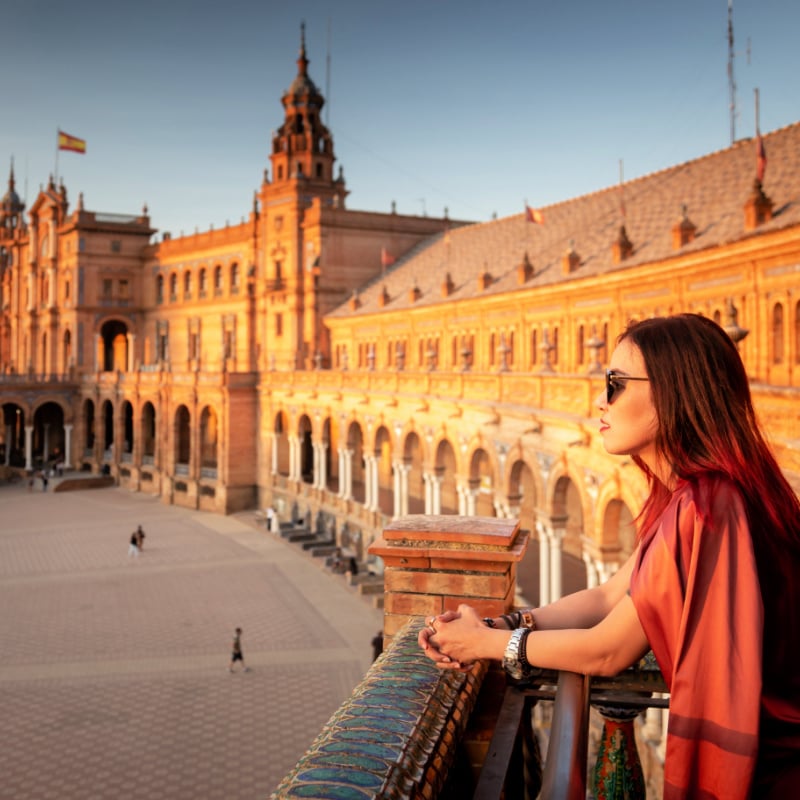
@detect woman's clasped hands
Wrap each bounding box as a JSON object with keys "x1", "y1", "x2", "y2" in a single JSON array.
[{"x1": 418, "y1": 604, "x2": 490, "y2": 671}]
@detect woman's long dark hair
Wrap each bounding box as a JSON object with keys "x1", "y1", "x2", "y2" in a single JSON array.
[{"x1": 620, "y1": 313, "x2": 800, "y2": 549}]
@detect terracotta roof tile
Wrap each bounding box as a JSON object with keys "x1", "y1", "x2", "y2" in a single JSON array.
[{"x1": 329, "y1": 122, "x2": 800, "y2": 318}]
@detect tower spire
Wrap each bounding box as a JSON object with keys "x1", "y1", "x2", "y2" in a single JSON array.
[
  {"x1": 727, "y1": 0, "x2": 737, "y2": 144},
  {"x1": 297, "y1": 21, "x2": 309, "y2": 78}
]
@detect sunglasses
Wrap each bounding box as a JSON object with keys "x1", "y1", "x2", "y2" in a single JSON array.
[{"x1": 605, "y1": 369, "x2": 650, "y2": 404}]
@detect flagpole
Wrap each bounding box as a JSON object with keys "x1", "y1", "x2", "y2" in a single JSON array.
[
  {"x1": 524, "y1": 198, "x2": 530, "y2": 247},
  {"x1": 55, "y1": 128, "x2": 60, "y2": 186},
  {"x1": 754, "y1": 87, "x2": 760, "y2": 134}
]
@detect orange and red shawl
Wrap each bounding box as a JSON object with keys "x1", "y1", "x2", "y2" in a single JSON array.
[{"x1": 630, "y1": 478, "x2": 763, "y2": 799}]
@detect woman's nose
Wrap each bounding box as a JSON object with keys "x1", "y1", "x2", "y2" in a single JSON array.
[{"x1": 593, "y1": 389, "x2": 607, "y2": 411}]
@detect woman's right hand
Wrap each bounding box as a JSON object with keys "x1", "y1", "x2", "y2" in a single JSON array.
[{"x1": 418, "y1": 609, "x2": 475, "y2": 670}]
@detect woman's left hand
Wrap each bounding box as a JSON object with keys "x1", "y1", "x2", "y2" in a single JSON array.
[{"x1": 419, "y1": 604, "x2": 489, "y2": 670}]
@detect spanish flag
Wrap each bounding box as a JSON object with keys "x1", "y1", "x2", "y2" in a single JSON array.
[
  {"x1": 525, "y1": 204, "x2": 544, "y2": 225},
  {"x1": 58, "y1": 130, "x2": 87, "y2": 154}
]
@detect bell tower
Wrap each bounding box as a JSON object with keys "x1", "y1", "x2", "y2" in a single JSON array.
[
  {"x1": 258, "y1": 24, "x2": 347, "y2": 371},
  {"x1": 0, "y1": 159, "x2": 25, "y2": 234},
  {"x1": 268, "y1": 22, "x2": 346, "y2": 204}
]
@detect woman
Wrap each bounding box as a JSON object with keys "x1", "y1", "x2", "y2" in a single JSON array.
[{"x1": 420, "y1": 314, "x2": 800, "y2": 798}]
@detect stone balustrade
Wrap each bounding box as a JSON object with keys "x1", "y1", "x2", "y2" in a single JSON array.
[{"x1": 268, "y1": 514, "x2": 667, "y2": 798}]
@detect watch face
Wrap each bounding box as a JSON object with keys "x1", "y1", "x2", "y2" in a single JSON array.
[
  {"x1": 503, "y1": 657, "x2": 524, "y2": 681},
  {"x1": 503, "y1": 629, "x2": 525, "y2": 680}
]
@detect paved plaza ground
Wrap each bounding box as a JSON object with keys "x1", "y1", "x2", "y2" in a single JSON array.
[{"x1": 0, "y1": 478, "x2": 383, "y2": 799}]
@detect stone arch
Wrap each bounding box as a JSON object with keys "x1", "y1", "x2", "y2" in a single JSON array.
[
  {"x1": 30, "y1": 401, "x2": 64, "y2": 465},
  {"x1": 550, "y1": 469, "x2": 588, "y2": 594},
  {"x1": 600, "y1": 498, "x2": 637, "y2": 563},
  {"x1": 503, "y1": 443, "x2": 546, "y2": 513},
  {"x1": 403, "y1": 430, "x2": 425, "y2": 514},
  {"x1": 274, "y1": 410, "x2": 290, "y2": 477},
  {"x1": 508, "y1": 457, "x2": 539, "y2": 603},
  {"x1": 347, "y1": 420, "x2": 365, "y2": 504},
  {"x1": 200, "y1": 406, "x2": 218, "y2": 472},
  {"x1": 121, "y1": 400, "x2": 134, "y2": 457},
  {"x1": 99, "y1": 318, "x2": 130, "y2": 372},
  {"x1": 101, "y1": 399, "x2": 114, "y2": 463},
  {"x1": 322, "y1": 415, "x2": 339, "y2": 492},
  {"x1": 82, "y1": 398, "x2": 96, "y2": 456},
  {"x1": 469, "y1": 447, "x2": 496, "y2": 517},
  {"x1": 374, "y1": 424, "x2": 393, "y2": 515},
  {"x1": 141, "y1": 402, "x2": 156, "y2": 460},
  {"x1": 1, "y1": 402, "x2": 28, "y2": 467},
  {"x1": 434, "y1": 437, "x2": 459, "y2": 514},
  {"x1": 298, "y1": 413, "x2": 313, "y2": 483},
  {"x1": 174, "y1": 405, "x2": 191, "y2": 467}
]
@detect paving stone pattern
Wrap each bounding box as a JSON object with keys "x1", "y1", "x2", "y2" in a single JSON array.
[{"x1": 0, "y1": 481, "x2": 383, "y2": 799}]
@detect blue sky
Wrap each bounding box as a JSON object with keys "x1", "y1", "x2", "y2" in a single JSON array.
[{"x1": 2, "y1": 1, "x2": 798, "y2": 238}]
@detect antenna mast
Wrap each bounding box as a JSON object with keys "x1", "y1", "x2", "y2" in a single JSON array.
[
  {"x1": 727, "y1": 0, "x2": 736, "y2": 144},
  {"x1": 325, "y1": 18, "x2": 331, "y2": 128}
]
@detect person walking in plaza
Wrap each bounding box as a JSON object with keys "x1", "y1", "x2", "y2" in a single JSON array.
[
  {"x1": 229, "y1": 627, "x2": 249, "y2": 673},
  {"x1": 135, "y1": 524, "x2": 145, "y2": 551},
  {"x1": 420, "y1": 314, "x2": 800, "y2": 799},
  {"x1": 127, "y1": 531, "x2": 139, "y2": 559}
]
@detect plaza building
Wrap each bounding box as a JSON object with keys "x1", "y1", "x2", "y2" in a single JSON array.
[{"x1": 1, "y1": 32, "x2": 799, "y2": 606}]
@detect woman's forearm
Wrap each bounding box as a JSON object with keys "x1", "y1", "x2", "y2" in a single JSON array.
[{"x1": 499, "y1": 550, "x2": 637, "y2": 631}]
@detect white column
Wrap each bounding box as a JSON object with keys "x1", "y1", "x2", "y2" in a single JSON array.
[
  {"x1": 392, "y1": 461, "x2": 402, "y2": 517},
  {"x1": 24, "y1": 425, "x2": 34, "y2": 470},
  {"x1": 63, "y1": 424, "x2": 73, "y2": 469},
  {"x1": 457, "y1": 483, "x2": 468, "y2": 515},
  {"x1": 337, "y1": 448, "x2": 347, "y2": 497},
  {"x1": 4, "y1": 425, "x2": 11, "y2": 466},
  {"x1": 643, "y1": 706, "x2": 663, "y2": 744},
  {"x1": 371, "y1": 455, "x2": 381, "y2": 511},
  {"x1": 311, "y1": 442, "x2": 319, "y2": 488},
  {"x1": 658, "y1": 706, "x2": 669, "y2": 761},
  {"x1": 537, "y1": 521, "x2": 551, "y2": 609},
  {"x1": 465, "y1": 486, "x2": 477, "y2": 516},
  {"x1": 582, "y1": 551, "x2": 599, "y2": 589},
  {"x1": 549, "y1": 525, "x2": 566, "y2": 603},
  {"x1": 363, "y1": 454, "x2": 374, "y2": 510},
  {"x1": 312, "y1": 442, "x2": 323, "y2": 489},
  {"x1": 431, "y1": 473, "x2": 443, "y2": 515},
  {"x1": 342, "y1": 449, "x2": 353, "y2": 501},
  {"x1": 493, "y1": 500, "x2": 510, "y2": 518},
  {"x1": 270, "y1": 434, "x2": 278, "y2": 475},
  {"x1": 398, "y1": 462, "x2": 411, "y2": 517},
  {"x1": 596, "y1": 560, "x2": 618, "y2": 584},
  {"x1": 294, "y1": 436, "x2": 305, "y2": 482},
  {"x1": 288, "y1": 435, "x2": 296, "y2": 481},
  {"x1": 423, "y1": 472, "x2": 433, "y2": 514}
]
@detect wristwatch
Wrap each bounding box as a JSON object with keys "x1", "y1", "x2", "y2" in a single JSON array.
[{"x1": 502, "y1": 628, "x2": 529, "y2": 680}]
